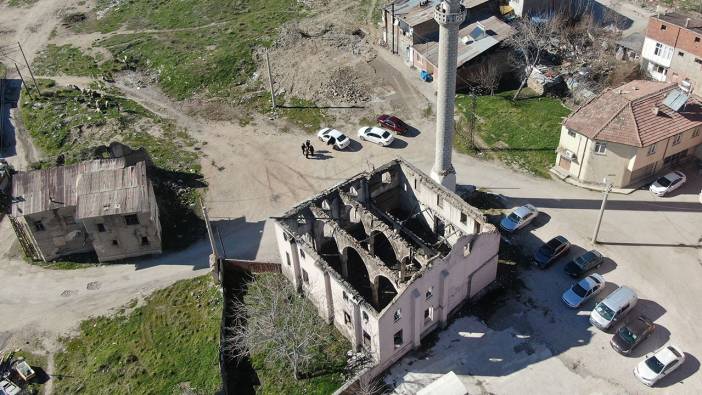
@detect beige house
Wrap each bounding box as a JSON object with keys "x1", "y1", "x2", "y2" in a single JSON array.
[
  {"x1": 554, "y1": 80, "x2": 702, "y2": 188},
  {"x1": 10, "y1": 158, "x2": 162, "y2": 262},
  {"x1": 273, "y1": 159, "x2": 499, "y2": 375}
]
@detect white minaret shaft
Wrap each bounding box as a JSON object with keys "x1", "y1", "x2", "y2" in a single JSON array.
[{"x1": 431, "y1": 0, "x2": 465, "y2": 191}]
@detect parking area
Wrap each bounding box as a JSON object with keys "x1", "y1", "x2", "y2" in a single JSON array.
[{"x1": 384, "y1": 161, "x2": 702, "y2": 393}]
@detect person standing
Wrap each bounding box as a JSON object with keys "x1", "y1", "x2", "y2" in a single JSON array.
[
  {"x1": 308, "y1": 143, "x2": 315, "y2": 158},
  {"x1": 301, "y1": 143, "x2": 308, "y2": 159},
  {"x1": 305, "y1": 140, "x2": 313, "y2": 158}
]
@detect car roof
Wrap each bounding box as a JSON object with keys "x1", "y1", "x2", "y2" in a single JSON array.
[
  {"x1": 325, "y1": 129, "x2": 345, "y2": 137},
  {"x1": 655, "y1": 345, "x2": 683, "y2": 364},
  {"x1": 602, "y1": 286, "x2": 636, "y2": 306},
  {"x1": 549, "y1": 235, "x2": 568, "y2": 245},
  {"x1": 664, "y1": 171, "x2": 683, "y2": 181},
  {"x1": 581, "y1": 273, "x2": 604, "y2": 288},
  {"x1": 513, "y1": 206, "x2": 533, "y2": 217}
]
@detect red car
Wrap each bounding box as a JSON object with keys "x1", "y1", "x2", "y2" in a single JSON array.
[{"x1": 377, "y1": 114, "x2": 408, "y2": 134}]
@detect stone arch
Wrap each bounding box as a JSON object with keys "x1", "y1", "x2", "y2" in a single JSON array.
[
  {"x1": 374, "y1": 275, "x2": 398, "y2": 311},
  {"x1": 370, "y1": 230, "x2": 398, "y2": 268},
  {"x1": 344, "y1": 246, "x2": 373, "y2": 304}
]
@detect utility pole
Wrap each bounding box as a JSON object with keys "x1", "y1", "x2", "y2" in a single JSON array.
[
  {"x1": 391, "y1": 3, "x2": 395, "y2": 54},
  {"x1": 14, "y1": 63, "x2": 32, "y2": 99},
  {"x1": 469, "y1": 91, "x2": 476, "y2": 150},
  {"x1": 17, "y1": 42, "x2": 41, "y2": 96},
  {"x1": 592, "y1": 179, "x2": 613, "y2": 244},
  {"x1": 265, "y1": 49, "x2": 276, "y2": 111}
]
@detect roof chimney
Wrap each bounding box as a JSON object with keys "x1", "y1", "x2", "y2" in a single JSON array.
[
  {"x1": 652, "y1": 106, "x2": 660, "y2": 116},
  {"x1": 686, "y1": 18, "x2": 691, "y2": 28}
]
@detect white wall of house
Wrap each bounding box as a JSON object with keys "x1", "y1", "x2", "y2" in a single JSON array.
[{"x1": 642, "y1": 37, "x2": 675, "y2": 81}]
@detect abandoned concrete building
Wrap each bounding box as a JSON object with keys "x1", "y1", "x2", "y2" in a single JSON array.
[
  {"x1": 273, "y1": 159, "x2": 500, "y2": 372},
  {"x1": 9, "y1": 158, "x2": 162, "y2": 262}
]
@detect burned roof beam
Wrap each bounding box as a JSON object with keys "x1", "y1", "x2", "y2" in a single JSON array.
[{"x1": 366, "y1": 202, "x2": 437, "y2": 257}]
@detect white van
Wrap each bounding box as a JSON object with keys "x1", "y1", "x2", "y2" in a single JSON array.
[{"x1": 590, "y1": 286, "x2": 637, "y2": 330}]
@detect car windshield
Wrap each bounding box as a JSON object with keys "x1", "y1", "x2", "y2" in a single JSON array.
[
  {"x1": 657, "y1": 177, "x2": 672, "y2": 187},
  {"x1": 546, "y1": 239, "x2": 562, "y2": 249},
  {"x1": 382, "y1": 131, "x2": 391, "y2": 138},
  {"x1": 572, "y1": 283, "x2": 588, "y2": 298},
  {"x1": 337, "y1": 135, "x2": 346, "y2": 141},
  {"x1": 618, "y1": 326, "x2": 637, "y2": 344},
  {"x1": 645, "y1": 356, "x2": 665, "y2": 374},
  {"x1": 595, "y1": 303, "x2": 615, "y2": 320},
  {"x1": 508, "y1": 213, "x2": 521, "y2": 223}
]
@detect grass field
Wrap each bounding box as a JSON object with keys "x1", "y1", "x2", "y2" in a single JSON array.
[
  {"x1": 78, "y1": 0, "x2": 306, "y2": 100},
  {"x1": 456, "y1": 90, "x2": 571, "y2": 177},
  {"x1": 54, "y1": 276, "x2": 222, "y2": 394},
  {"x1": 32, "y1": 44, "x2": 121, "y2": 77}
]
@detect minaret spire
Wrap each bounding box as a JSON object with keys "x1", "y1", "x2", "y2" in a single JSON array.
[{"x1": 430, "y1": 0, "x2": 466, "y2": 191}]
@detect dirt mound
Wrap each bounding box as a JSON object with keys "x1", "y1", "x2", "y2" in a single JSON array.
[{"x1": 258, "y1": 21, "x2": 377, "y2": 106}]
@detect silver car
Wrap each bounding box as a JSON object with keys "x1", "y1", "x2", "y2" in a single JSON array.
[
  {"x1": 562, "y1": 273, "x2": 605, "y2": 308},
  {"x1": 499, "y1": 204, "x2": 538, "y2": 232}
]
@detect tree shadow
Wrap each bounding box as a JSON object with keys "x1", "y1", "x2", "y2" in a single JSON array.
[{"x1": 656, "y1": 352, "x2": 699, "y2": 388}]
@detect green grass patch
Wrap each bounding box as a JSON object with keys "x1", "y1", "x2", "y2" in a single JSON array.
[
  {"x1": 280, "y1": 97, "x2": 333, "y2": 134},
  {"x1": 32, "y1": 44, "x2": 122, "y2": 77},
  {"x1": 456, "y1": 90, "x2": 570, "y2": 177},
  {"x1": 84, "y1": 0, "x2": 306, "y2": 100},
  {"x1": 54, "y1": 276, "x2": 222, "y2": 394}
]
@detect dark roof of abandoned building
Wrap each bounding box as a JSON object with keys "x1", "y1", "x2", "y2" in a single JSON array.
[
  {"x1": 414, "y1": 16, "x2": 513, "y2": 68},
  {"x1": 11, "y1": 158, "x2": 155, "y2": 218},
  {"x1": 564, "y1": 80, "x2": 702, "y2": 147},
  {"x1": 654, "y1": 12, "x2": 702, "y2": 35},
  {"x1": 617, "y1": 32, "x2": 644, "y2": 52},
  {"x1": 75, "y1": 161, "x2": 154, "y2": 219}
]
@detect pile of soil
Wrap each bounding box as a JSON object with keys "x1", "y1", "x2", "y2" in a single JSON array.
[{"x1": 258, "y1": 19, "x2": 378, "y2": 106}]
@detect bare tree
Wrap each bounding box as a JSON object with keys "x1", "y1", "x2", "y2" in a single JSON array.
[
  {"x1": 225, "y1": 273, "x2": 329, "y2": 380},
  {"x1": 506, "y1": 16, "x2": 559, "y2": 100},
  {"x1": 467, "y1": 58, "x2": 501, "y2": 96}
]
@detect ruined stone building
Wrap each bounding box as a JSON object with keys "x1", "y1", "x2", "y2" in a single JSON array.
[
  {"x1": 273, "y1": 159, "x2": 500, "y2": 372},
  {"x1": 9, "y1": 158, "x2": 162, "y2": 262}
]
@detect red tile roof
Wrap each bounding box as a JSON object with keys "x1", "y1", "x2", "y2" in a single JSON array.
[{"x1": 564, "y1": 80, "x2": 702, "y2": 147}]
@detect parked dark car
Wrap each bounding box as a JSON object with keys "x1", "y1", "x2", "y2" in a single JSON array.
[
  {"x1": 564, "y1": 250, "x2": 604, "y2": 277},
  {"x1": 533, "y1": 236, "x2": 570, "y2": 269},
  {"x1": 611, "y1": 315, "x2": 655, "y2": 355},
  {"x1": 377, "y1": 114, "x2": 409, "y2": 134}
]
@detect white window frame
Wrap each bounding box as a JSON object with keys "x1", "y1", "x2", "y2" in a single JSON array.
[{"x1": 594, "y1": 141, "x2": 607, "y2": 155}]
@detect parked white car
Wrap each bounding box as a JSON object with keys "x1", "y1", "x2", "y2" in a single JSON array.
[
  {"x1": 317, "y1": 128, "x2": 350, "y2": 150},
  {"x1": 561, "y1": 273, "x2": 605, "y2": 308},
  {"x1": 499, "y1": 204, "x2": 538, "y2": 232},
  {"x1": 634, "y1": 344, "x2": 686, "y2": 386},
  {"x1": 357, "y1": 126, "x2": 394, "y2": 146},
  {"x1": 649, "y1": 171, "x2": 686, "y2": 196}
]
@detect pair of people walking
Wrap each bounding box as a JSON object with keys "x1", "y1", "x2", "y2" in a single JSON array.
[{"x1": 301, "y1": 140, "x2": 315, "y2": 159}]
